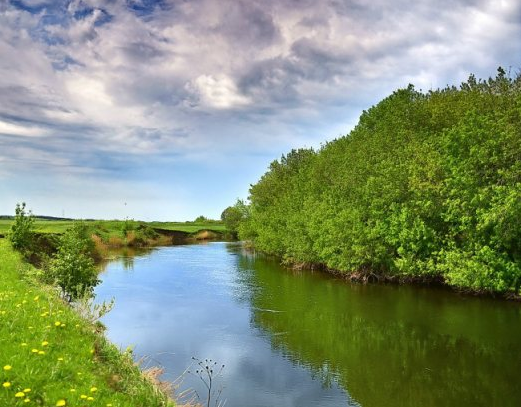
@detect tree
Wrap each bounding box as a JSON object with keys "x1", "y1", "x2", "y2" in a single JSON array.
[
  {"x1": 221, "y1": 200, "x2": 249, "y2": 234},
  {"x1": 47, "y1": 222, "x2": 99, "y2": 302},
  {"x1": 8, "y1": 202, "x2": 35, "y2": 253}
]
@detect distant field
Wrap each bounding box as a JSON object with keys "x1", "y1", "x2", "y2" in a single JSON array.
[{"x1": 0, "y1": 219, "x2": 226, "y2": 235}]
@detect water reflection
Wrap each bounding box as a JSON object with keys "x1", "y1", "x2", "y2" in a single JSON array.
[{"x1": 95, "y1": 242, "x2": 521, "y2": 407}]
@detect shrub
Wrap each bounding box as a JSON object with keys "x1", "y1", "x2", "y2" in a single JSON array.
[
  {"x1": 47, "y1": 222, "x2": 99, "y2": 302},
  {"x1": 8, "y1": 202, "x2": 35, "y2": 253}
]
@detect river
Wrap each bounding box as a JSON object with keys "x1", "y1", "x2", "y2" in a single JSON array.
[{"x1": 94, "y1": 242, "x2": 521, "y2": 407}]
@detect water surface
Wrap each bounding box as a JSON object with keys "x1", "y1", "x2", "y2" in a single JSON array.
[{"x1": 95, "y1": 242, "x2": 521, "y2": 407}]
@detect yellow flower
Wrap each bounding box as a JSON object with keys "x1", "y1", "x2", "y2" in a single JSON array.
[
  {"x1": 90, "y1": 387, "x2": 97, "y2": 393},
  {"x1": 80, "y1": 394, "x2": 87, "y2": 399},
  {"x1": 23, "y1": 388, "x2": 31, "y2": 393},
  {"x1": 106, "y1": 404, "x2": 113, "y2": 407},
  {"x1": 38, "y1": 351, "x2": 45, "y2": 355},
  {"x1": 31, "y1": 349, "x2": 39, "y2": 353},
  {"x1": 58, "y1": 357, "x2": 64, "y2": 361},
  {"x1": 87, "y1": 396, "x2": 94, "y2": 401},
  {"x1": 3, "y1": 382, "x2": 11, "y2": 388},
  {"x1": 21, "y1": 343, "x2": 27, "y2": 347},
  {"x1": 3, "y1": 365, "x2": 12, "y2": 371},
  {"x1": 54, "y1": 321, "x2": 61, "y2": 327},
  {"x1": 24, "y1": 398, "x2": 30, "y2": 403},
  {"x1": 33, "y1": 296, "x2": 39, "y2": 301},
  {"x1": 42, "y1": 341, "x2": 49, "y2": 347},
  {"x1": 56, "y1": 400, "x2": 66, "y2": 406},
  {"x1": 15, "y1": 392, "x2": 25, "y2": 398},
  {"x1": 69, "y1": 389, "x2": 76, "y2": 392}
]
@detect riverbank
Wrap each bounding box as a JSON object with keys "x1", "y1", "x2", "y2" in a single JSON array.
[{"x1": 0, "y1": 239, "x2": 176, "y2": 406}]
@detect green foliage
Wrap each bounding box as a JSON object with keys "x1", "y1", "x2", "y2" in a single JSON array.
[
  {"x1": 47, "y1": 223, "x2": 99, "y2": 302},
  {"x1": 221, "y1": 199, "x2": 250, "y2": 234},
  {"x1": 8, "y1": 203, "x2": 35, "y2": 253},
  {"x1": 239, "y1": 68, "x2": 521, "y2": 295}
]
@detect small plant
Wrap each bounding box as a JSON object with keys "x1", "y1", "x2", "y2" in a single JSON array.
[
  {"x1": 8, "y1": 202, "x2": 35, "y2": 253},
  {"x1": 188, "y1": 357, "x2": 226, "y2": 407}
]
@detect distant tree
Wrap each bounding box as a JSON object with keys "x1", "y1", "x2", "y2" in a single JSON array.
[
  {"x1": 194, "y1": 215, "x2": 208, "y2": 223},
  {"x1": 8, "y1": 202, "x2": 35, "y2": 253},
  {"x1": 221, "y1": 200, "x2": 249, "y2": 234}
]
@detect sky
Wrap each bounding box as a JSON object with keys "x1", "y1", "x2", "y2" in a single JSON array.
[{"x1": 1, "y1": 0, "x2": 520, "y2": 221}]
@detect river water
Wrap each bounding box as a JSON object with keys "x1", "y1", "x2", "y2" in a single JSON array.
[{"x1": 94, "y1": 242, "x2": 521, "y2": 407}]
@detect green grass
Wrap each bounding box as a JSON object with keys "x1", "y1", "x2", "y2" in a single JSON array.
[
  {"x1": 0, "y1": 239, "x2": 174, "y2": 407},
  {"x1": 0, "y1": 219, "x2": 226, "y2": 236}
]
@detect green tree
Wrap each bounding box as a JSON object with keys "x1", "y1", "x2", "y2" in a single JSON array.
[
  {"x1": 47, "y1": 222, "x2": 99, "y2": 302},
  {"x1": 221, "y1": 199, "x2": 250, "y2": 235},
  {"x1": 8, "y1": 202, "x2": 35, "y2": 253}
]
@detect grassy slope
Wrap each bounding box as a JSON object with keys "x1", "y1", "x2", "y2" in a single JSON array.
[
  {"x1": 0, "y1": 240, "x2": 174, "y2": 407},
  {"x1": 0, "y1": 220, "x2": 226, "y2": 236}
]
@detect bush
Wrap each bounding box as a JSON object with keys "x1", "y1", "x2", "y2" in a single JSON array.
[
  {"x1": 47, "y1": 222, "x2": 99, "y2": 302},
  {"x1": 8, "y1": 202, "x2": 35, "y2": 253}
]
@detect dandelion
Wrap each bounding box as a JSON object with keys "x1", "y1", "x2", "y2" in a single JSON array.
[
  {"x1": 90, "y1": 387, "x2": 97, "y2": 393},
  {"x1": 80, "y1": 394, "x2": 87, "y2": 399},
  {"x1": 42, "y1": 341, "x2": 49, "y2": 347},
  {"x1": 23, "y1": 388, "x2": 31, "y2": 393},
  {"x1": 3, "y1": 382, "x2": 11, "y2": 388},
  {"x1": 58, "y1": 357, "x2": 64, "y2": 361},
  {"x1": 56, "y1": 400, "x2": 66, "y2": 406},
  {"x1": 38, "y1": 351, "x2": 45, "y2": 355},
  {"x1": 106, "y1": 404, "x2": 113, "y2": 407},
  {"x1": 87, "y1": 396, "x2": 94, "y2": 401},
  {"x1": 54, "y1": 321, "x2": 61, "y2": 327},
  {"x1": 69, "y1": 389, "x2": 76, "y2": 393},
  {"x1": 33, "y1": 296, "x2": 39, "y2": 301},
  {"x1": 21, "y1": 343, "x2": 27, "y2": 347},
  {"x1": 31, "y1": 349, "x2": 39, "y2": 353},
  {"x1": 15, "y1": 392, "x2": 25, "y2": 398},
  {"x1": 24, "y1": 398, "x2": 30, "y2": 403},
  {"x1": 3, "y1": 365, "x2": 12, "y2": 371}
]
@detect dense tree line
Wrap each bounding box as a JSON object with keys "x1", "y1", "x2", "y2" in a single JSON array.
[{"x1": 230, "y1": 68, "x2": 521, "y2": 295}]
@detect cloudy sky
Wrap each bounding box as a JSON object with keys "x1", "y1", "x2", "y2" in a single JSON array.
[{"x1": 1, "y1": 0, "x2": 520, "y2": 220}]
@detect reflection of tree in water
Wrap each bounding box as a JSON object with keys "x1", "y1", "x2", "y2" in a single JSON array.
[
  {"x1": 232, "y1": 248, "x2": 521, "y2": 407},
  {"x1": 121, "y1": 255, "x2": 134, "y2": 271},
  {"x1": 97, "y1": 247, "x2": 156, "y2": 273}
]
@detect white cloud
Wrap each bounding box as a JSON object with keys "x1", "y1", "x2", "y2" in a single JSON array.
[{"x1": 191, "y1": 75, "x2": 252, "y2": 109}]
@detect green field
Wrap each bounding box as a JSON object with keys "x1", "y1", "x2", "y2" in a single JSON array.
[
  {"x1": 0, "y1": 219, "x2": 226, "y2": 236},
  {"x1": 0, "y1": 240, "x2": 173, "y2": 406}
]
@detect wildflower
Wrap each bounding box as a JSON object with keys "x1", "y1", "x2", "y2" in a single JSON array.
[
  {"x1": 42, "y1": 341, "x2": 49, "y2": 347},
  {"x1": 106, "y1": 404, "x2": 113, "y2": 407},
  {"x1": 3, "y1": 382, "x2": 11, "y2": 388},
  {"x1": 33, "y1": 296, "x2": 39, "y2": 301},
  {"x1": 69, "y1": 389, "x2": 76, "y2": 393},
  {"x1": 20, "y1": 343, "x2": 27, "y2": 347},
  {"x1": 31, "y1": 349, "x2": 39, "y2": 353},
  {"x1": 56, "y1": 400, "x2": 66, "y2": 406},
  {"x1": 38, "y1": 351, "x2": 45, "y2": 355},
  {"x1": 90, "y1": 387, "x2": 97, "y2": 393},
  {"x1": 80, "y1": 394, "x2": 87, "y2": 399},
  {"x1": 87, "y1": 396, "x2": 94, "y2": 401},
  {"x1": 58, "y1": 357, "x2": 64, "y2": 361},
  {"x1": 54, "y1": 321, "x2": 61, "y2": 327},
  {"x1": 15, "y1": 392, "x2": 25, "y2": 398},
  {"x1": 3, "y1": 365, "x2": 12, "y2": 371},
  {"x1": 24, "y1": 398, "x2": 30, "y2": 403},
  {"x1": 23, "y1": 388, "x2": 31, "y2": 393}
]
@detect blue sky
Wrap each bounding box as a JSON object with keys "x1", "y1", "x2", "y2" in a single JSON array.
[{"x1": 1, "y1": 0, "x2": 520, "y2": 220}]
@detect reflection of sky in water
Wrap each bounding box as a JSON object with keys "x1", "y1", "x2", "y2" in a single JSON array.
[{"x1": 94, "y1": 243, "x2": 353, "y2": 407}]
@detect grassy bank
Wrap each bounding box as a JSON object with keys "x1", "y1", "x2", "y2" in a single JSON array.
[
  {"x1": 0, "y1": 219, "x2": 226, "y2": 237},
  {"x1": 0, "y1": 239, "x2": 175, "y2": 407}
]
